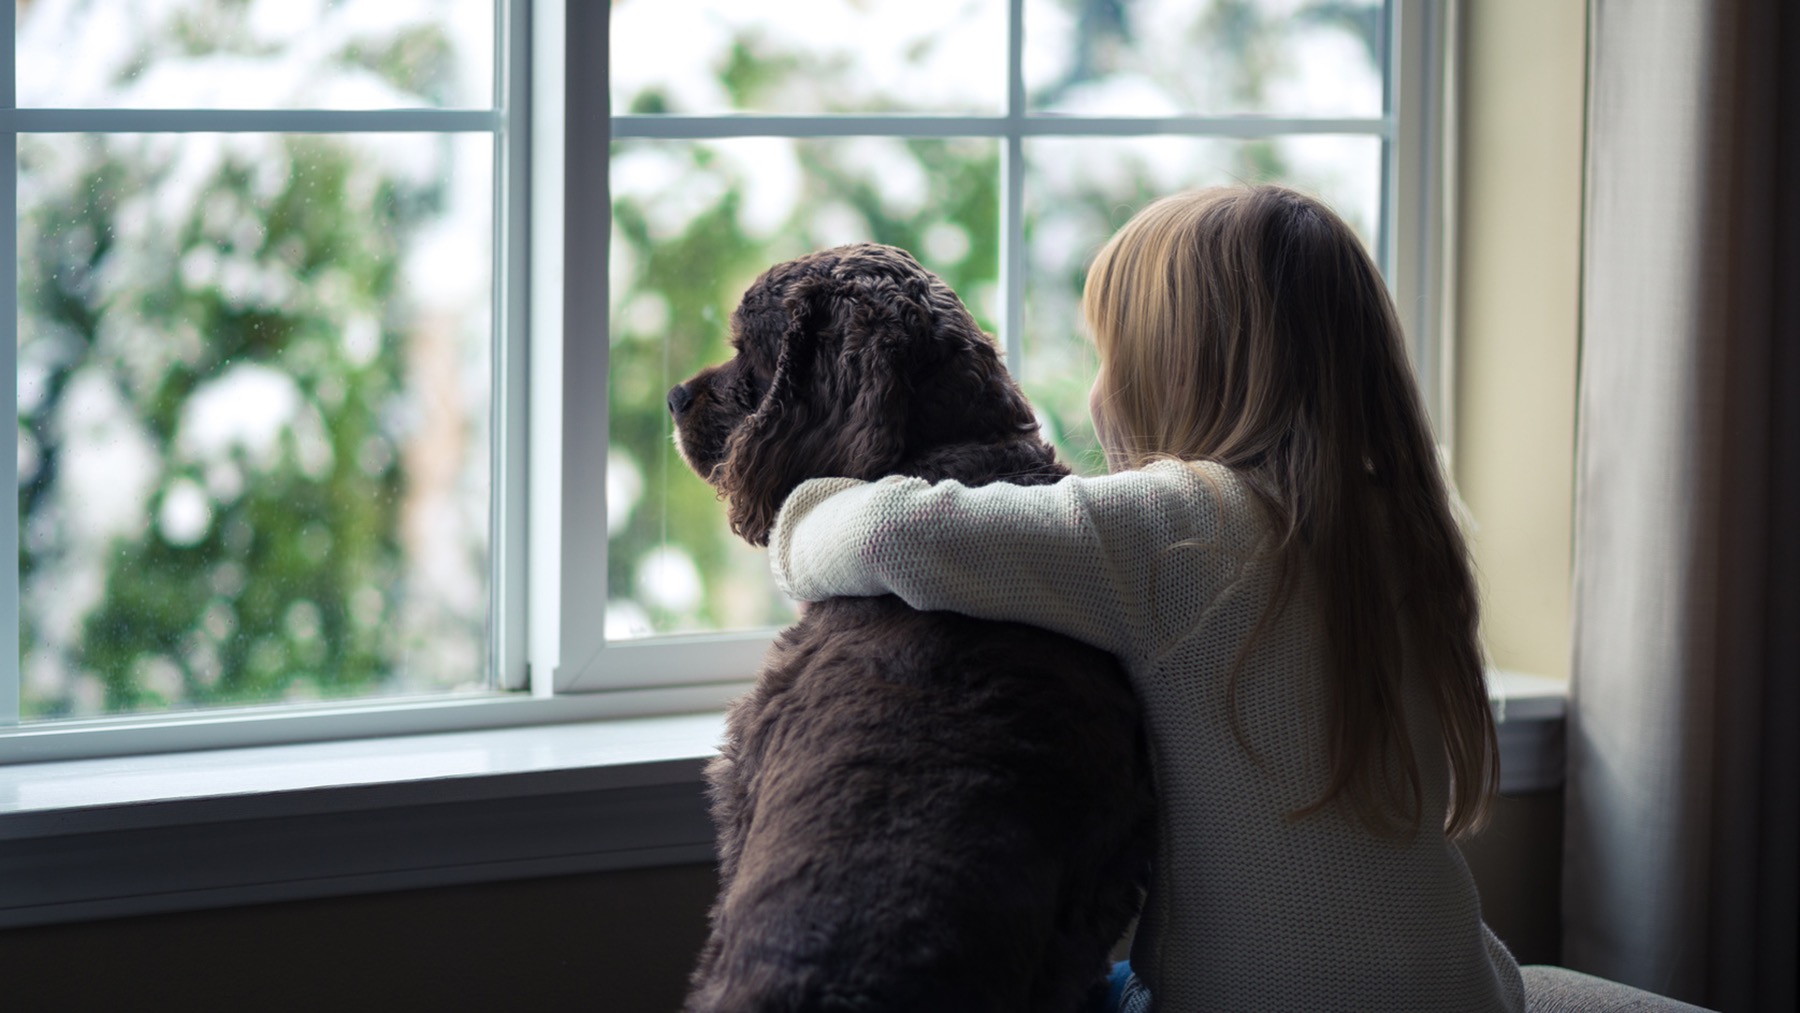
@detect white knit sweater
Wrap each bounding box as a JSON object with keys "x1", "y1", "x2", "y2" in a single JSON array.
[{"x1": 769, "y1": 459, "x2": 1525, "y2": 1013}]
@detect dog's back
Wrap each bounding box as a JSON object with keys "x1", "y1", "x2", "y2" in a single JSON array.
[
  {"x1": 686, "y1": 596, "x2": 1153, "y2": 1013},
  {"x1": 672, "y1": 244, "x2": 1156, "y2": 1011}
]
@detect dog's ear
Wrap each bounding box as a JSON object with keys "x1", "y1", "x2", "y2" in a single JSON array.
[
  {"x1": 716, "y1": 279, "x2": 820, "y2": 546},
  {"x1": 831, "y1": 272, "x2": 927, "y2": 472},
  {"x1": 715, "y1": 270, "x2": 923, "y2": 546}
]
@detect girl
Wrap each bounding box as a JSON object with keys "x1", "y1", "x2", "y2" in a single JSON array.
[{"x1": 767, "y1": 185, "x2": 1524, "y2": 1011}]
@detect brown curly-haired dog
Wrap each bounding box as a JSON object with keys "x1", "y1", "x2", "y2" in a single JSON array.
[{"x1": 669, "y1": 243, "x2": 1155, "y2": 1012}]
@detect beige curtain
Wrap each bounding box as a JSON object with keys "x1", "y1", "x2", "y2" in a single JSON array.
[{"x1": 1566, "y1": 1, "x2": 1798, "y2": 1010}]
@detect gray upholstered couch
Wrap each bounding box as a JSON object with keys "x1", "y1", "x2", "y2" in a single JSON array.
[{"x1": 1522, "y1": 966, "x2": 1713, "y2": 1012}]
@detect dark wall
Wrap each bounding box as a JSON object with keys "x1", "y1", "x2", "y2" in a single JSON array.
[
  {"x1": 1, "y1": 791, "x2": 1561, "y2": 1012},
  {"x1": 1461, "y1": 789, "x2": 1565, "y2": 966},
  {"x1": 0, "y1": 863, "x2": 720, "y2": 1013}
]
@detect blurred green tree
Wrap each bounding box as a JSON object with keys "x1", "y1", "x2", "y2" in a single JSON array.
[{"x1": 17, "y1": 3, "x2": 484, "y2": 717}]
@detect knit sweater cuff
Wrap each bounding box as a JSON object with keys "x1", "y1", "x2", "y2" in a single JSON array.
[{"x1": 769, "y1": 476, "x2": 884, "y2": 601}]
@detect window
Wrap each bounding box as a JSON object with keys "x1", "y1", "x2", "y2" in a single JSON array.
[{"x1": 4, "y1": 0, "x2": 1448, "y2": 759}]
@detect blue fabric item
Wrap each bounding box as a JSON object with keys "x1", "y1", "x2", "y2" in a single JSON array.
[
  {"x1": 1105, "y1": 961, "x2": 1134, "y2": 1009},
  {"x1": 1091, "y1": 960, "x2": 1152, "y2": 1013}
]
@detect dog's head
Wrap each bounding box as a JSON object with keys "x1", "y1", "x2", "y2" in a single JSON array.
[{"x1": 669, "y1": 243, "x2": 1040, "y2": 546}]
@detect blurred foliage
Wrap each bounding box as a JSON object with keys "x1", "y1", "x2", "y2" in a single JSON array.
[
  {"x1": 17, "y1": 2, "x2": 484, "y2": 719},
  {"x1": 19, "y1": 134, "x2": 437, "y2": 717},
  {"x1": 55, "y1": 141, "x2": 401, "y2": 713}
]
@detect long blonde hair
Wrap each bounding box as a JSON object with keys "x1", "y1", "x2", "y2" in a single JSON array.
[{"x1": 1082, "y1": 185, "x2": 1497, "y2": 838}]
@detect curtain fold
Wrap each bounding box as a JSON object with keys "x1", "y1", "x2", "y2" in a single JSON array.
[{"x1": 1567, "y1": 2, "x2": 1799, "y2": 1011}]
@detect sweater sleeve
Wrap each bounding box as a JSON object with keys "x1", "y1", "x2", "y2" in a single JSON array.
[{"x1": 768, "y1": 460, "x2": 1228, "y2": 660}]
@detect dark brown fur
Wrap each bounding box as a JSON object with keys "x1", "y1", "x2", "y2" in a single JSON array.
[{"x1": 670, "y1": 244, "x2": 1154, "y2": 1012}]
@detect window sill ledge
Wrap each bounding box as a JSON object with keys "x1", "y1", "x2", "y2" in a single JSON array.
[
  {"x1": 0, "y1": 673, "x2": 1565, "y2": 931},
  {"x1": 0, "y1": 712, "x2": 727, "y2": 930},
  {"x1": 1488, "y1": 669, "x2": 1567, "y2": 795}
]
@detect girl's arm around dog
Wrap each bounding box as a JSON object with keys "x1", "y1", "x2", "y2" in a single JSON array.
[{"x1": 770, "y1": 458, "x2": 1265, "y2": 664}]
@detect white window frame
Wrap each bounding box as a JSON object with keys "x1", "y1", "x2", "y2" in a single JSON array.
[{"x1": 0, "y1": 0, "x2": 1455, "y2": 765}]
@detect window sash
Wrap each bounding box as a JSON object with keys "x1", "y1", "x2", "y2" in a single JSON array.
[
  {"x1": 556, "y1": 0, "x2": 1423, "y2": 692},
  {"x1": 0, "y1": 0, "x2": 532, "y2": 738}
]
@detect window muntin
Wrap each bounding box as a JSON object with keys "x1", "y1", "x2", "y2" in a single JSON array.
[{"x1": 11, "y1": 1, "x2": 507, "y2": 722}]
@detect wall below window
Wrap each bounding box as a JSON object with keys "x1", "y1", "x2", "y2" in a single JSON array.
[
  {"x1": 1463, "y1": 790, "x2": 1565, "y2": 966},
  {"x1": 0, "y1": 794, "x2": 1561, "y2": 1011},
  {"x1": 0, "y1": 862, "x2": 721, "y2": 1013}
]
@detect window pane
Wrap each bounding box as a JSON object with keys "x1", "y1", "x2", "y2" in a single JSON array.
[
  {"x1": 1025, "y1": 0, "x2": 1387, "y2": 118},
  {"x1": 16, "y1": 0, "x2": 495, "y2": 109},
  {"x1": 1022, "y1": 134, "x2": 1383, "y2": 473},
  {"x1": 609, "y1": 136, "x2": 1000, "y2": 638},
  {"x1": 17, "y1": 132, "x2": 495, "y2": 719},
  {"x1": 610, "y1": 0, "x2": 1006, "y2": 116}
]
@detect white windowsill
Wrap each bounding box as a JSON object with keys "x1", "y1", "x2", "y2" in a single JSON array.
[
  {"x1": 1, "y1": 710, "x2": 729, "y2": 827},
  {"x1": 0, "y1": 673, "x2": 1565, "y2": 931}
]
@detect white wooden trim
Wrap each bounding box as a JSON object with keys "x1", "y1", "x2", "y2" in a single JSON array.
[
  {"x1": 1, "y1": 5, "x2": 18, "y2": 728},
  {"x1": 1392, "y1": 0, "x2": 1458, "y2": 432},
  {"x1": 2, "y1": 108, "x2": 500, "y2": 132},
  {"x1": 611, "y1": 113, "x2": 1393, "y2": 140},
  {"x1": 528, "y1": 0, "x2": 567, "y2": 697},
  {"x1": 494, "y1": 0, "x2": 532, "y2": 691},
  {"x1": 552, "y1": 0, "x2": 614, "y2": 690},
  {"x1": 1000, "y1": 0, "x2": 1027, "y2": 374},
  {"x1": 0, "y1": 681, "x2": 752, "y2": 765}
]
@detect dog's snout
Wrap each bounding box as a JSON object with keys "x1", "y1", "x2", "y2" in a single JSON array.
[{"x1": 667, "y1": 383, "x2": 693, "y2": 417}]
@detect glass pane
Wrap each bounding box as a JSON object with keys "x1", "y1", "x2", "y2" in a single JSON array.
[
  {"x1": 609, "y1": 136, "x2": 1000, "y2": 638},
  {"x1": 1026, "y1": 0, "x2": 1387, "y2": 118},
  {"x1": 1022, "y1": 134, "x2": 1383, "y2": 473},
  {"x1": 17, "y1": 132, "x2": 494, "y2": 719},
  {"x1": 610, "y1": 0, "x2": 1006, "y2": 115},
  {"x1": 17, "y1": 0, "x2": 495, "y2": 109}
]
